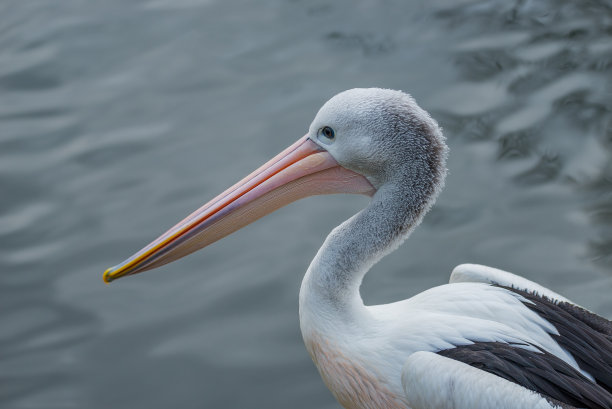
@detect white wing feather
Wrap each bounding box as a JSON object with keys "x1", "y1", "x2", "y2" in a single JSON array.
[
  {"x1": 401, "y1": 351, "x2": 566, "y2": 409},
  {"x1": 450, "y1": 264, "x2": 573, "y2": 305}
]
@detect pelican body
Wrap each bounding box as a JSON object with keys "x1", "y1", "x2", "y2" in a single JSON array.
[{"x1": 104, "y1": 89, "x2": 612, "y2": 409}]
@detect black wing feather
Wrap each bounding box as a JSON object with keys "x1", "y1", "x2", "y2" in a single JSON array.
[{"x1": 511, "y1": 287, "x2": 612, "y2": 393}]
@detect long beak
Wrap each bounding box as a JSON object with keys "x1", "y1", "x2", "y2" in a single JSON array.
[{"x1": 103, "y1": 135, "x2": 375, "y2": 283}]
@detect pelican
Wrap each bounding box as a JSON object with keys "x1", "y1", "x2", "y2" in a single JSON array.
[{"x1": 103, "y1": 88, "x2": 612, "y2": 409}]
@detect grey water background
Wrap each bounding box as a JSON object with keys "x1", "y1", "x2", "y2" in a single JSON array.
[{"x1": 2, "y1": 0, "x2": 612, "y2": 408}]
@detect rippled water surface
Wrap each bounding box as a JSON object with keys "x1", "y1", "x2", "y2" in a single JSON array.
[{"x1": 2, "y1": 0, "x2": 612, "y2": 408}]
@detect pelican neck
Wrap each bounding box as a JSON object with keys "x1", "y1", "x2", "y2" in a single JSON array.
[{"x1": 298, "y1": 183, "x2": 427, "y2": 324}]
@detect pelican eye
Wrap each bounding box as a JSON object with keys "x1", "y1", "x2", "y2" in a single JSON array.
[{"x1": 317, "y1": 126, "x2": 335, "y2": 144}]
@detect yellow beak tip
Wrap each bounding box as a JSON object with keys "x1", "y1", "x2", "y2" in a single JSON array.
[{"x1": 103, "y1": 267, "x2": 116, "y2": 284}]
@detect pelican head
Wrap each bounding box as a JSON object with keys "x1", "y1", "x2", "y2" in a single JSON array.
[
  {"x1": 103, "y1": 88, "x2": 447, "y2": 283},
  {"x1": 308, "y1": 88, "x2": 446, "y2": 190}
]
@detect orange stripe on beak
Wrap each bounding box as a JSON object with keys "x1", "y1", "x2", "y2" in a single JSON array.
[{"x1": 103, "y1": 135, "x2": 375, "y2": 283}]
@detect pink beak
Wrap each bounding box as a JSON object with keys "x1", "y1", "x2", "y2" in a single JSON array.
[{"x1": 103, "y1": 135, "x2": 375, "y2": 283}]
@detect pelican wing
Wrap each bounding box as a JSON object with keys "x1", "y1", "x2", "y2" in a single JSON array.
[
  {"x1": 442, "y1": 265, "x2": 612, "y2": 408},
  {"x1": 401, "y1": 351, "x2": 570, "y2": 409},
  {"x1": 422, "y1": 284, "x2": 612, "y2": 408}
]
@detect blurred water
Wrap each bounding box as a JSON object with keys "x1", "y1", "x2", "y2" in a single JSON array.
[{"x1": 1, "y1": 0, "x2": 611, "y2": 408}]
